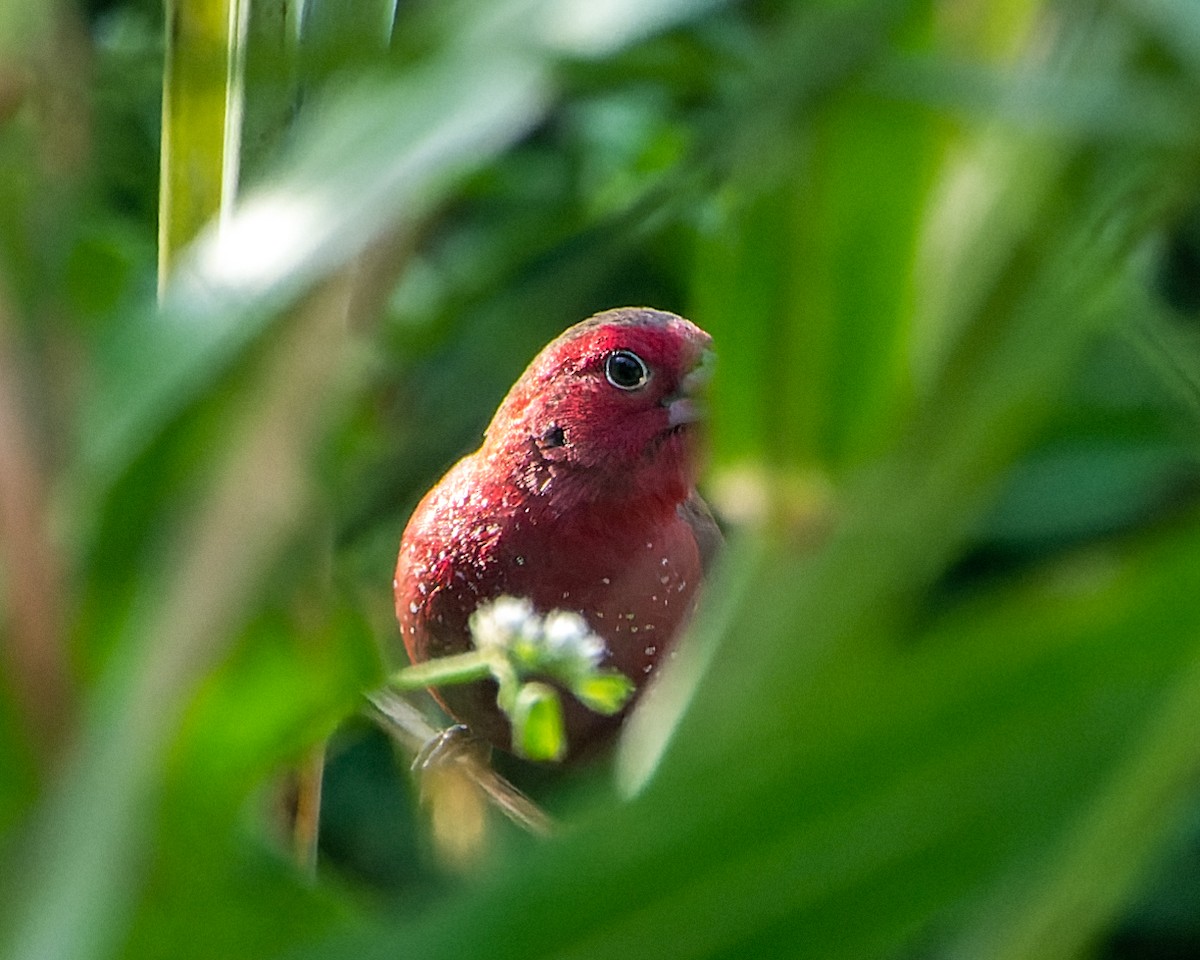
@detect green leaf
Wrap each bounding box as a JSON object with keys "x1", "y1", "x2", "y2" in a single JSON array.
[
  {"x1": 570, "y1": 671, "x2": 636, "y2": 716},
  {"x1": 693, "y1": 2, "x2": 939, "y2": 475},
  {"x1": 510, "y1": 682, "x2": 567, "y2": 763},
  {"x1": 9, "y1": 1, "x2": 1200, "y2": 959},
  {"x1": 78, "y1": 48, "x2": 552, "y2": 502}
]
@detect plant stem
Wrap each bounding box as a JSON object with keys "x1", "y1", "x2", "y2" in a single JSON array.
[
  {"x1": 158, "y1": 0, "x2": 236, "y2": 294},
  {"x1": 389, "y1": 651, "x2": 495, "y2": 691}
]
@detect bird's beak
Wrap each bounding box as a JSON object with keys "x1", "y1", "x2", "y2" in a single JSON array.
[{"x1": 665, "y1": 347, "x2": 715, "y2": 427}]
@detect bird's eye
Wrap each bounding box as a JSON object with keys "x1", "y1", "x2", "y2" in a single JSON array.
[{"x1": 604, "y1": 350, "x2": 650, "y2": 391}]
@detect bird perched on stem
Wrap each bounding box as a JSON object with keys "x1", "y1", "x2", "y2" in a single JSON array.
[{"x1": 394, "y1": 307, "x2": 718, "y2": 759}]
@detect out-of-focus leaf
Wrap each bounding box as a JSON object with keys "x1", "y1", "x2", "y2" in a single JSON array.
[
  {"x1": 0, "y1": 693, "x2": 37, "y2": 838},
  {"x1": 299, "y1": 0, "x2": 393, "y2": 86},
  {"x1": 1, "y1": 274, "x2": 355, "y2": 960},
  {"x1": 235, "y1": 0, "x2": 302, "y2": 186},
  {"x1": 694, "y1": 5, "x2": 942, "y2": 475},
  {"x1": 0, "y1": 1, "x2": 54, "y2": 58},
  {"x1": 977, "y1": 441, "x2": 1196, "y2": 548},
  {"x1": 119, "y1": 598, "x2": 379, "y2": 960},
  {"x1": 1120, "y1": 0, "x2": 1200, "y2": 82},
  {"x1": 79, "y1": 49, "x2": 552, "y2": 498},
  {"x1": 951, "y1": 615, "x2": 1200, "y2": 960},
  {"x1": 535, "y1": 0, "x2": 725, "y2": 59},
  {"x1": 299, "y1": 503, "x2": 1200, "y2": 960}
]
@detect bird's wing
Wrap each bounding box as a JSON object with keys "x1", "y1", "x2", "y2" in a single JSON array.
[{"x1": 678, "y1": 490, "x2": 723, "y2": 575}]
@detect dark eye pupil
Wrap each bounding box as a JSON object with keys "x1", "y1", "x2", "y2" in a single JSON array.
[{"x1": 605, "y1": 350, "x2": 648, "y2": 390}]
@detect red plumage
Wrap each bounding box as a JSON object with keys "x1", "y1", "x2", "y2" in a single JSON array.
[{"x1": 394, "y1": 307, "x2": 717, "y2": 755}]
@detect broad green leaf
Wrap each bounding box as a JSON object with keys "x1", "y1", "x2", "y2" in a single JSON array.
[{"x1": 79, "y1": 50, "x2": 552, "y2": 499}]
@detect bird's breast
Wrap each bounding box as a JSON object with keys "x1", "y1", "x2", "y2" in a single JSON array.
[{"x1": 394, "y1": 480, "x2": 703, "y2": 750}]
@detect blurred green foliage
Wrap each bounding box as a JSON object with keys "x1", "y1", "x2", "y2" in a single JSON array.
[{"x1": 1, "y1": 0, "x2": 1200, "y2": 959}]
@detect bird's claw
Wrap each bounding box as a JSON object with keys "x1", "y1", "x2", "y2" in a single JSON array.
[{"x1": 412, "y1": 723, "x2": 491, "y2": 773}]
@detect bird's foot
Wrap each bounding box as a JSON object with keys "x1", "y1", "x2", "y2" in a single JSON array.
[{"x1": 412, "y1": 723, "x2": 492, "y2": 773}]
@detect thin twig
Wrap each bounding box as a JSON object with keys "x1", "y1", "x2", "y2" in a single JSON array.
[{"x1": 364, "y1": 688, "x2": 556, "y2": 838}]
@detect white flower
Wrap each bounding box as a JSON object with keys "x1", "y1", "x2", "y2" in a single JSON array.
[
  {"x1": 470, "y1": 596, "x2": 535, "y2": 650},
  {"x1": 469, "y1": 597, "x2": 609, "y2": 677},
  {"x1": 542, "y1": 609, "x2": 587, "y2": 651}
]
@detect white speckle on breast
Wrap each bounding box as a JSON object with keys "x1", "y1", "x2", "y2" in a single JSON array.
[{"x1": 408, "y1": 601, "x2": 419, "y2": 614}]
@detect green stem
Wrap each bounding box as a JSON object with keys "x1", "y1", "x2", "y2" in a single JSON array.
[
  {"x1": 158, "y1": 0, "x2": 236, "y2": 295},
  {"x1": 390, "y1": 651, "x2": 494, "y2": 691}
]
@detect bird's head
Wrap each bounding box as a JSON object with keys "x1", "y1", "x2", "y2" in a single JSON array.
[{"x1": 485, "y1": 307, "x2": 714, "y2": 508}]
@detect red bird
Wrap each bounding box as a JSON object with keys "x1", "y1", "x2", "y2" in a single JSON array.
[{"x1": 394, "y1": 307, "x2": 717, "y2": 756}]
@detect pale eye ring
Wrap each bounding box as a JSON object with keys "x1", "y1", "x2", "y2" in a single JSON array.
[{"x1": 605, "y1": 350, "x2": 650, "y2": 391}]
